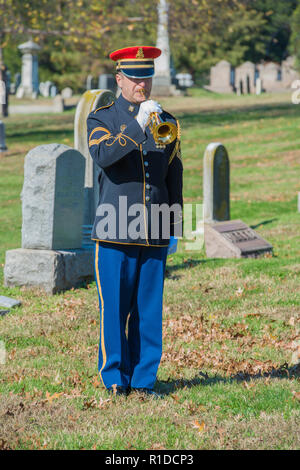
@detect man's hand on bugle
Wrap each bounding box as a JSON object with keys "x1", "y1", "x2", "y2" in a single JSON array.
[{"x1": 136, "y1": 100, "x2": 163, "y2": 132}]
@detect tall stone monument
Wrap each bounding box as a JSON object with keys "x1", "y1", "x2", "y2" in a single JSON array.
[
  {"x1": 16, "y1": 40, "x2": 41, "y2": 99},
  {"x1": 4, "y1": 144, "x2": 95, "y2": 294},
  {"x1": 152, "y1": 0, "x2": 180, "y2": 96}
]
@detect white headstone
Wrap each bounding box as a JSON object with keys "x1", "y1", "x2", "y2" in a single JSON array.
[{"x1": 61, "y1": 87, "x2": 73, "y2": 99}]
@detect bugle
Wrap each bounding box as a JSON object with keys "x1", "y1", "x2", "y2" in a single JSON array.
[{"x1": 139, "y1": 89, "x2": 177, "y2": 146}]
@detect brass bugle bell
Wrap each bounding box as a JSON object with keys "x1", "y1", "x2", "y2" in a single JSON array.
[{"x1": 139, "y1": 89, "x2": 177, "y2": 145}]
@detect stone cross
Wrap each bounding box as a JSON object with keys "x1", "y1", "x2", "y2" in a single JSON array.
[
  {"x1": 203, "y1": 143, "x2": 230, "y2": 223},
  {"x1": 17, "y1": 40, "x2": 41, "y2": 98}
]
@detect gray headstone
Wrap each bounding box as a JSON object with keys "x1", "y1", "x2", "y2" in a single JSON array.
[
  {"x1": 53, "y1": 94, "x2": 64, "y2": 112},
  {"x1": 50, "y1": 85, "x2": 57, "y2": 97},
  {"x1": 43, "y1": 81, "x2": 53, "y2": 97},
  {"x1": 61, "y1": 87, "x2": 73, "y2": 99},
  {"x1": 208, "y1": 60, "x2": 234, "y2": 93},
  {"x1": 86, "y1": 75, "x2": 93, "y2": 90},
  {"x1": 203, "y1": 143, "x2": 230, "y2": 223},
  {"x1": 235, "y1": 61, "x2": 256, "y2": 94},
  {"x1": 97, "y1": 74, "x2": 116, "y2": 93},
  {"x1": 0, "y1": 296, "x2": 21, "y2": 308},
  {"x1": 21, "y1": 144, "x2": 85, "y2": 250}
]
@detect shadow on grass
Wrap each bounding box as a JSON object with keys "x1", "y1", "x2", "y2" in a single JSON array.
[
  {"x1": 165, "y1": 257, "x2": 236, "y2": 278},
  {"x1": 7, "y1": 128, "x2": 74, "y2": 142},
  {"x1": 250, "y1": 218, "x2": 278, "y2": 230},
  {"x1": 157, "y1": 363, "x2": 300, "y2": 395}
]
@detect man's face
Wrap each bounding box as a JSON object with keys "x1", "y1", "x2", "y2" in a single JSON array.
[{"x1": 116, "y1": 73, "x2": 152, "y2": 104}]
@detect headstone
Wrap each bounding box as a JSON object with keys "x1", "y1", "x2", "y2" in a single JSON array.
[
  {"x1": 4, "y1": 143, "x2": 94, "y2": 294},
  {"x1": 0, "y1": 296, "x2": 21, "y2": 308},
  {"x1": 257, "y1": 62, "x2": 281, "y2": 92},
  {"x1": 207, "y1": 61, "x2": 235, "y2": 93},
  {"x1": 21, "y1": 144, "x2": 84, "y2": 250},
  {"x1": 235, "y1": 61, "x2": 256, "y2": 94},
  {"x1": 98, "y1": 74, "x2": 117, "y2": 93},
  {"x1": 0, "y1": 121, "x2": 7, "y2": 152},
  {"x1": 205, "y1": 220, "x2": 273, "y2": 258},
  {"x1": 41, "y1": 80, "x2": 53, "y2": 98},
  {"x1": 61, "y1": 87, "x2": 73, "y2": 99},
  {"x1": 53, "y1": 94, "x2": 64, "y2": 112},
  {"x1": 16, "y1": 40, "x2": 41, "y2": 98},
  {"x1": 256, "y1": 77, "x2": 262, "y2": 95},
  {"x1": 86, "y1": 75, "x2": 93, "y2": 90},
  {"x1": 203, "y1": 143, "x2": 230, "y2": 223},
  {"x1": 50, "y1": 85, "x2": 57, "y2": 97}
]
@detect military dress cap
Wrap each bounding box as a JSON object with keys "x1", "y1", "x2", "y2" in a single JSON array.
[{"x1": 110, "y1": 46, "x2": 161, "y2": 79}]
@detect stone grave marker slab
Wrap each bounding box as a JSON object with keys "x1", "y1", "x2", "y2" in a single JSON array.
[
  {"x1": 205, "y1": 219, "x2": 273, "y2": 258},
  {"x1": 0, "y1": 296, "x2": 21, "y2": 308}
]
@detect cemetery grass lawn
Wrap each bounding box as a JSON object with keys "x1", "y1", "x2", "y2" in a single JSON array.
[{"x1": 0, "y1": 91, "x2": 300, "y2": 450}]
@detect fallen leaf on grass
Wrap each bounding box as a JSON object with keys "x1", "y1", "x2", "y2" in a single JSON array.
[
  {"x1": 171, "y1": 393, "x2": 180, "y2": 403},
  {"x1": 45, "y1": 391, "x2": 64, "y2": 405},
  {"x1": 92, "y1": 375, "x2": 101, "y2": 388},
  {"x1": 292, "y1": 391, "x2": 300, "y2": 401},
  {"x1": 192, "y1": 420, "x2": 206, "y2": 433},
  {"x1": 243, "y1": 381, "x2": 256, "y2": 390},
  {"x1": 244, "y1": 312, "x2": 262, "y2": 319}
]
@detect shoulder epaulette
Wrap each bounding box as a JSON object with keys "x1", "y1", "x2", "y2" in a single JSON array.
[{"x1": 93, "y1": 101, "x2": 115, "y2": 114}]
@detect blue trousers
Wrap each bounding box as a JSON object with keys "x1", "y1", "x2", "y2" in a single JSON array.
[{"x1": 94, "y1": 241, "x2": 168, "y2": 390}]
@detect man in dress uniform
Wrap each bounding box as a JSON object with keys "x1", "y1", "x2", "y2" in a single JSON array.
[{"x1": 87, "y1": 46, "x2": 183, "y2": 397}]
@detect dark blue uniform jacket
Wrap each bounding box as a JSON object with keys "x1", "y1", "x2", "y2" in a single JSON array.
[{"x1": 87, "y1": 93, "x2": 183, "y2": 246}]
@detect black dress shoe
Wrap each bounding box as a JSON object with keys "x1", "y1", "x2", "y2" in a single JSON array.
[
  {"x1": 106, "y1": 386, "x2": 130, "y2": 396},
  {"x1": 130, "y1": 388, "x2": 163, "y2": 399}
]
